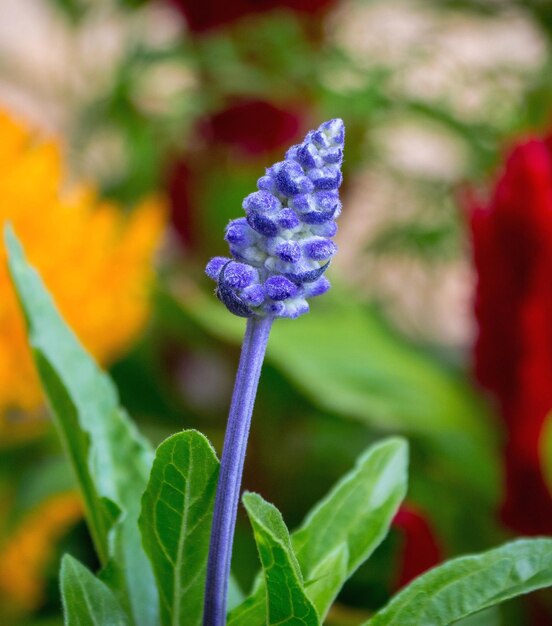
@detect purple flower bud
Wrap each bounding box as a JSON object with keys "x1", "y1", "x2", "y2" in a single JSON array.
[
  {"x1": 220, "y1": 262, "x2": 258, "y2": 289},
  {"x1": 215, "y1": 262, "x2": 258, "y2": 317},
  {"x1": 274, "y1": 241, "x2": 301, "y2": 263},
  {"x1": 309, "y1": 167, "x2": 343, "y2": 191},
  {"x1": 276, "y1": 208, "x2": 300, "y2": 230},
  {"x1": 317, "y1": 190, "x2": 340, "y2": 210},
  {"x1": 303, "y1": 275, "x2": 331, "y2": 297},
  {"x1": 206, "y1": 256, "x2": 230, "y2": 280},
  {"x1": 301, "y1": 206, "x2": 337, "y2": 225},
  {"x1": 243, "y1": 191, "x2": 282, "y2": 236},
  {"x1": 273, "y1": 161, "x2": 315, "y2": 197},
  {"x1": 290, "y1": 194, "x2": 316, "y2": 214},
  {"x1": 246, "y1": 212, "x2": 279, "y2": 237},
  {"x1": 311, "y1": 130, "x2": 331, "y2": 149},
  {"x1": 243, "y1": 190, "x2": 281, "y2": 214},
  {"x1": 241, "y1": 284, "x2": 265, "y2": 307},
  {"x1": 264, "y1": 275, "x2": 298, "y2": 301},
  {"x1": 295, "y1": 191, "x2": 339, "y2": 224},
  {"x1": 285, "y1": 144, "x2": 300, "y2": 161},
  {"x1": 322, "y1": 147, "x2": 343, "y2": 164},
  {"x1": 257, "y1": 175, "x2": 274, "y2": 192},
  {"x1": 312, "y1": 221, "x2": 338, "y2": 237},
  {"x1": 303, "y1": 237, "x2": 337, "y2": 261},
  {"x1": 225, "y1": 218, "x2": 256, "y2": 246},
  {"x1": 321, "y1": 118, "x2": 345, "y2": 144},
  {"x1": 294, "y1": 143, "x2": 323, "y2": 170},
  {"x1": 228, "y1": 244, "x2": 265, "y2": 267}
]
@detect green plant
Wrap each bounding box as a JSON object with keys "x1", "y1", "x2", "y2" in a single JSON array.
[{"x1": 5, "y1": 226, "x2": 552, "y2": 625}]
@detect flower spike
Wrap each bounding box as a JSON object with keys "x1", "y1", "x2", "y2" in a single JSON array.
[
  {"x1": 206, "y1": 118, "x2": 344, "y2": 319},
  {"x1": 204, "y1": 120, "x2": 345, "y2": 626}
]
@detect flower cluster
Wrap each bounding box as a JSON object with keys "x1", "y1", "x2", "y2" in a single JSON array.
[
  {"x1": 468, "y1": 134, "x2": 552, "y2": 535},
  {"x1": 206, "y1": 118, "x2": 344, "y2": 319},
  {"x1": 0, "y1": 109, "x2": 165, "y2": 418}
]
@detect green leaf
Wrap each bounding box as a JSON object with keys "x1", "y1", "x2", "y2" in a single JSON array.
[
  {"x1": 243, "y1": 492, "x2": 320, "y2": 626},
  {"x1": 301, "y1": 544, "x2": 348, "y2": 618},
  {"x1": 455, "y1": 607, "x2": 500, "y2": 626},
  {"x1": 294, "y1": 438, "x2": 408, "y2": 616},
  {"x1": 227, "y1": 575, "x2": 245, "y2": 612},
  {"x1": 365, "y1": 538, "x2": 552, "y2": 625},
  {"x1": 139, "y1": 430, "x2": 219, "y2": 626},
  {"x1": 230, "y1": 438, "x2": 408, "y2": 624},
  {"x1": 5, "y1": 226, "x2": 158, "y2": 626},
  {"x1": 60, "y1": 555, "x2": 129, "y2": 626}
]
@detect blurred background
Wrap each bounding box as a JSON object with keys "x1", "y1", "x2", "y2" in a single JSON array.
[{"x1": 1, "y1": 0, "x2": 552, "y2": 624}]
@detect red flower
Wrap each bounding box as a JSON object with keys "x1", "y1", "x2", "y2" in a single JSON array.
[
  {"x1": 200, "y1": 99, "x2": 304, "y2": 157},
  {"x1": 469, "y1": 135, "x2": 552, "y2": 535},
  {"x1": 169, "y1": 0, "x2": 338, "y2": 33},
  {"x1": 392, "y1": 504, "x2": 442, "y2": 589},
  {"x1": 167, "y1": 158, "x2": 197, "y2": 249}
]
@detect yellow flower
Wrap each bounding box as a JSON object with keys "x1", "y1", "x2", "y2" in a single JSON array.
[
  {"x1": 0, "y1": 108, "x2": 166, "y2": 419},
  {"x1": 0, "y1": 492, "x2": 83, "y2": 615}
]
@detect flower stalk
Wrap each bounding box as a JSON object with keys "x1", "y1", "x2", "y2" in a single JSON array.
[
  {"x1": 203, "y1": 317, "x2": 272, "y2": 626},
  {"x1": 203, "y1": 119, "x2": 344, "y2": 625}
]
